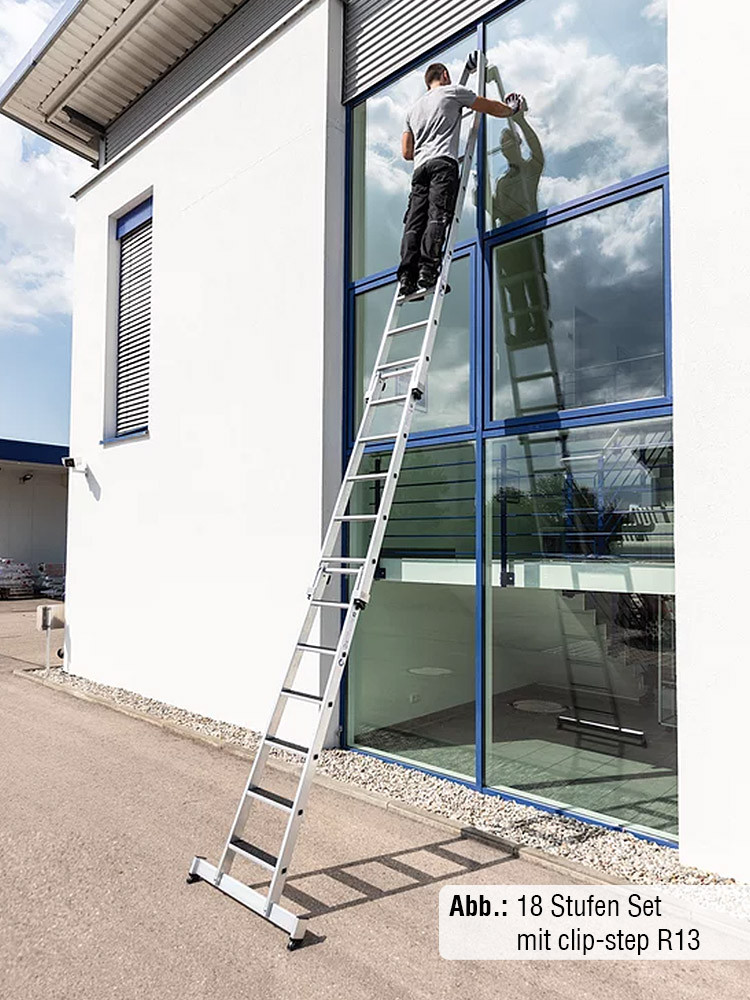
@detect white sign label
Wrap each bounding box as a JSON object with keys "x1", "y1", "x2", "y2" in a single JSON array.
[{"x1": 439, "y1": 885, "x2": 750, "y2": 960}]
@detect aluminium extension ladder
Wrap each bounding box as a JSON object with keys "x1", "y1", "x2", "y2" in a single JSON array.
[{"x1": 187, "y1": 50, "x2": 487, "y2": 949}]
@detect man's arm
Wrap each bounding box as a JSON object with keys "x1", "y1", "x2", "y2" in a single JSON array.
[
  {"x1": 402, "y1": 130, "x2": 414, "y2": 161},
  {"x1": 469, "y1": 95, "x2": 520, "y2": 119},
  {"x1": 513, "y1": 101, "x2": 544, "y2": 167}
]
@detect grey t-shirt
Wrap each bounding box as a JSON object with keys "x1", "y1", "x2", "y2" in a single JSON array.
[{"x1": 405, "y1": 84, "x2": 478, "y2": 171}]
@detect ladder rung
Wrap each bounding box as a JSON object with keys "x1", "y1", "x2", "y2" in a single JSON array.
[
  {"x1": 281, "y1": 687, "x2": 323, "y2": 703},
  {"x1": 323, "y1": 566, "x2": 361, "y2": 575},
  {"x1": 368, "y1": 394, "x2": 409, "y2": 408},
  {"x1": 515, "y1": 372, "x2": 555, "y2": 383},
  {"x1": 322, "y1": 556, "x2": 366, "y2": 563},
  {"x1": 346, "y1": 472, "x2": 388, "y2": 482},
  {"x1": 265, "y1": 736, "x2": 309, "y2": 755},
  {"x1": 309, "y1": 599, "x2": 350, "y2": 609},
  {"x1": 246, "y1": 786, "x2": 294, "y2": 811},
  {"x1": 229, "y1": 838, "x2": 278, "y2": 871},
  {"x1": 360, "y1": 432, "x2": 399, "y2": 443},
  {"x1": 296, "y1": 643, "x2": 337, "y2": 655},
  {"x1": 334, "y1": 513, "x2": 378, "y2": 521},
  {"x1": 388, "y1": 320, "x2": 429, "y2": 336},
  {"x1": 378, "y1": 356, "x2": 421, "y2": 371}
]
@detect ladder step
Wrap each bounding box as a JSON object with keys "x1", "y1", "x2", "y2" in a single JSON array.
[
  {"x1": 378, "y1": 367, "x2": 418, "y2": 382},
  {"x1": 229, "y1": 838, "x2": 278, "y2": 871},
  {"x1": 368, "y1": 394, "x2": 409, "y2": 408},
  {"x1": 515, "y1": 372, "x2": 555, "y2": 383},
  {"x1": 246, "y1": 786, "x2": 294, "y2": 811},
  {"x1": 296, "y1": 643, "x2": 337, "y2": 656},
  {"x1": 378, "y1": 356, "x2": 421, "y2": 372},
  {"x1": 346, "y1": 472, "x2": 388, "y2": 482},
  {"x1": 321, "y1": 556, "x2": 366, "y2": 563},
  {"x1": 360, "y1": 432, "x2": 399, "y2": 443},
  {"x1": 265, "y1": 736, "x2": 309, "y2": 755},
  {"x1": 309, "y1": 599, "x2": 350, "y2": 609},
  {"x1": 281, "y1": 687, "x2": 323, "y2": 703},
  {"x1": 334, "y1": 513, "x2": 378, "y2": 521},
  {"x1": 323, "y1": 566, "x2": 362, "y2": 575},
  {"x1": 387, "y1": 320, "x2": 429, "y2": 336}
]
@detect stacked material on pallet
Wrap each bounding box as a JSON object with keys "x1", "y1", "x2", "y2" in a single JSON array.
[
  {"x1": 38, "y1": 563, "x2": 65, "y2": 600},
  {"x1": 0, "y1": 559, "x2": 36, "y2": 598}
]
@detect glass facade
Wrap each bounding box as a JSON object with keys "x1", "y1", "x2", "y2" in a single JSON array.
[
  {"x1": 347, "y1": 443, "x2": 476, "y2": 779},
  {"x1": 345, "y1": 0, "x2": 672, "y2": 837},
  {"x1": 485, "y1": 419, "x2": 676, "y2": 833}
]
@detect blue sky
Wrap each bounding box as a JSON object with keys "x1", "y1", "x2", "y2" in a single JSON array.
[{"x1": 0, "y1": 0, "x2": 91, "y2": 445}]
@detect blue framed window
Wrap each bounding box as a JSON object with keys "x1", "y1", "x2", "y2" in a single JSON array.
[{"x1": 343, "y1": 0, "x2": 675, "y2": 841}]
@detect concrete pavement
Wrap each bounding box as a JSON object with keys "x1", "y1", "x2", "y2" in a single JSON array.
[{"x1": 1, "y1": 600, "x2": 749, "y2": 999}]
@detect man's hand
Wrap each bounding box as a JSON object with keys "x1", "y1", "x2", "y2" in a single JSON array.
[
  {"x1": 504, "y1": 92, "x2": 527, "y2": 116},
  {"x1": 466, "y1": 51, "x2": 478, "y2": 74}
]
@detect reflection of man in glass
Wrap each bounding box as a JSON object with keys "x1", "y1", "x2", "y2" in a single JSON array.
[
  {"x1": 491, "y1": 99, "x2": 550, "y2": 345},
  {"x1": 398, "y1": 61, "x2": 523, "y2": 298}
]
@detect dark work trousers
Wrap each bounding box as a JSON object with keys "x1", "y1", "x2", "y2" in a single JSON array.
[{"x1": 398, "y1": 156, "x2": 460, "y2": 283}]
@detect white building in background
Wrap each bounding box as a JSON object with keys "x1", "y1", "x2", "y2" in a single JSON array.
[
  {"x1": 0, "y1": 438, "x2": 67, "y2": 571},
  {"x1": 2, "y1": 0, "x2": 749, "y2": 882}
]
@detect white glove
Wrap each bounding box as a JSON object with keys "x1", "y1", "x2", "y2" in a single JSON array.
[{"x1": 505, "y1": 92, "x2": 527, "y2": 115}]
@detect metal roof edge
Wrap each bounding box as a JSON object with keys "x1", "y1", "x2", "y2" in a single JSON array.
[
  {"x1": 0, "y1": 439, "x2": 68, "y2": 466},
  {"x1": 0, "y1": 0, "x2": 88, "y2": 108},
  {"x1": 72, "y1": 0, "x2": 322, "y2": 199}
]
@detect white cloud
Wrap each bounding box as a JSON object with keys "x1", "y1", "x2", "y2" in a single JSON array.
[
  {"x1": 0, "y1": 1, "x2": 91, "y2": 334},
  {"x1": 553, "y1": 3, "x2": 579, "y2": 30},
  {"x1": 642, "y1": 0, "x2": 667, "y2": 22}
]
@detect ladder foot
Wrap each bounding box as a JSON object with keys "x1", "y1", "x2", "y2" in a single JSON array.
[
  {"x1": 186, "y1": 872, "x2": 201, "y2": 884},
  {"x1": 287, "y1": 936, "x2": 304, "y2": 951}
]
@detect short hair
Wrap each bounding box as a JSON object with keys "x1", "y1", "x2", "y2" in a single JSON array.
[{"x1": 424, "y1": 63, "x2": 448, "y2": 87}]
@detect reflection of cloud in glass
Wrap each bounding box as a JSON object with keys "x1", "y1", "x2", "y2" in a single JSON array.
[
  {"x1": 493, "y1": 190, "x2": 664, "y2": 417},
  {"x1": 485, "y1": 0, "x2": 667, "y2": 218}
]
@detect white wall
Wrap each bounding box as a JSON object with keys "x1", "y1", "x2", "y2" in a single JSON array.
[
  {"x1": 66, "y1": 0, "x2": 345, "y2": 740},
  {"x1": 670, "y1": 2, "x2": 750, "y2": 880},
  {"x1": 0, "y1": 462, "x2": 67, "y2": 566}
]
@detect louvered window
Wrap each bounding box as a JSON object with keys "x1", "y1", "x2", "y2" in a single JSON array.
[{"x1": 115, "y1": 199, "x2": 152, "y2": 437}]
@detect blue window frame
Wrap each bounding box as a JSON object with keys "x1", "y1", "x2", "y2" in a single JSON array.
[{"x1": 341, "y1": 0, "x2": 674, "y2": 843}]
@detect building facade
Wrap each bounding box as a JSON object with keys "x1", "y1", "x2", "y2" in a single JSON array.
[{"x1": 2, "y1": 0, "x2": 748, "y2": 881}]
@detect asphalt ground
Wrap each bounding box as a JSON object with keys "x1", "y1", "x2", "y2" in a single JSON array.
[{"x1": 1, "y1": 600, "x2": 749, "y2": 999}]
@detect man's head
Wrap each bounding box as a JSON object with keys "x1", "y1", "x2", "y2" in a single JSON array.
[
  {"x1": 424, "y1": 63, "x2": 451, "y2": 89},
  {"x1": 500, "y1": 128, "x2": 523, "y2": 165}
]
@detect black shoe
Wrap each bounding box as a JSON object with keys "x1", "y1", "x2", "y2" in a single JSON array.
[
  {"x1": 417, "y1": 269, "x2": 437, "y2": 292},
  {"x1": 398, "y1": 275, "x2": 417, "y2": 298}
]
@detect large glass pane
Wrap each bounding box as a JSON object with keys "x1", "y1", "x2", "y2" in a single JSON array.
[
  {"x1": 484, "y1": 0, "x2": 667, "y2": 231},
  {"x1": 347, "y1": 443, "x2": 476, "y2": 779},
  {"x1": 485, "y1": 418, "x2": 677, "y2": 835},
  {"x1": 492, "y1": 190, "x2": 665, "y2": 419},
  {"x1": 354, "y1": 254, "x2": 471, "y2": 433},
  {"x1": 351, "y1": 36, "x2": 478, "y2": 281}
]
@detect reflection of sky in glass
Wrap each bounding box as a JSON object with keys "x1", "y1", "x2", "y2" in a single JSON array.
[
  {"x1": 493, "y1": 189, "x2": 664, "y2": 418},
  {"x1": 351, "y1": 36, "x2": 477, "y2": 280},
  {"x1": 351, "y1": 0, "x2": 667, "y2": 282},
  {"x1": 486, "y1": 0, "x2": 667, "y2": 225},
  {"x1": 355, "y1": 256, "x2": 471, "y2": 434}
]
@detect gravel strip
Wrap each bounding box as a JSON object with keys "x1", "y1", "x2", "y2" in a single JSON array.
[{"x1": 31, "y1": 667, "x2": 737, "y2": 887}]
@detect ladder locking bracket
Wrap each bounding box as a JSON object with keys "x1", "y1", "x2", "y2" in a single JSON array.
[
  {"x1": 353, "y1": 597, "x2": 367, "y2": 611},
  {"x1": 411, "y1": 387, "x2": 423, "y2": 401}
]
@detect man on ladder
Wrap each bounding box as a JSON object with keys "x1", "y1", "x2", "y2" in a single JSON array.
[
  {"x1": 188, "y1": 50, "x2": 527, "y2": 951},
  {"x1": 397, "y1": 58, "x2": 525, "y2": 299}
]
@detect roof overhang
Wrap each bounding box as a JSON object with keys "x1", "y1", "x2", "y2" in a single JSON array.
[
  {"x1": 0, "y1": 0, "x2": 246, "y2": 163},
  {"x1": 0, "y1": 439, "x2": 68, "y2": 467}
]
